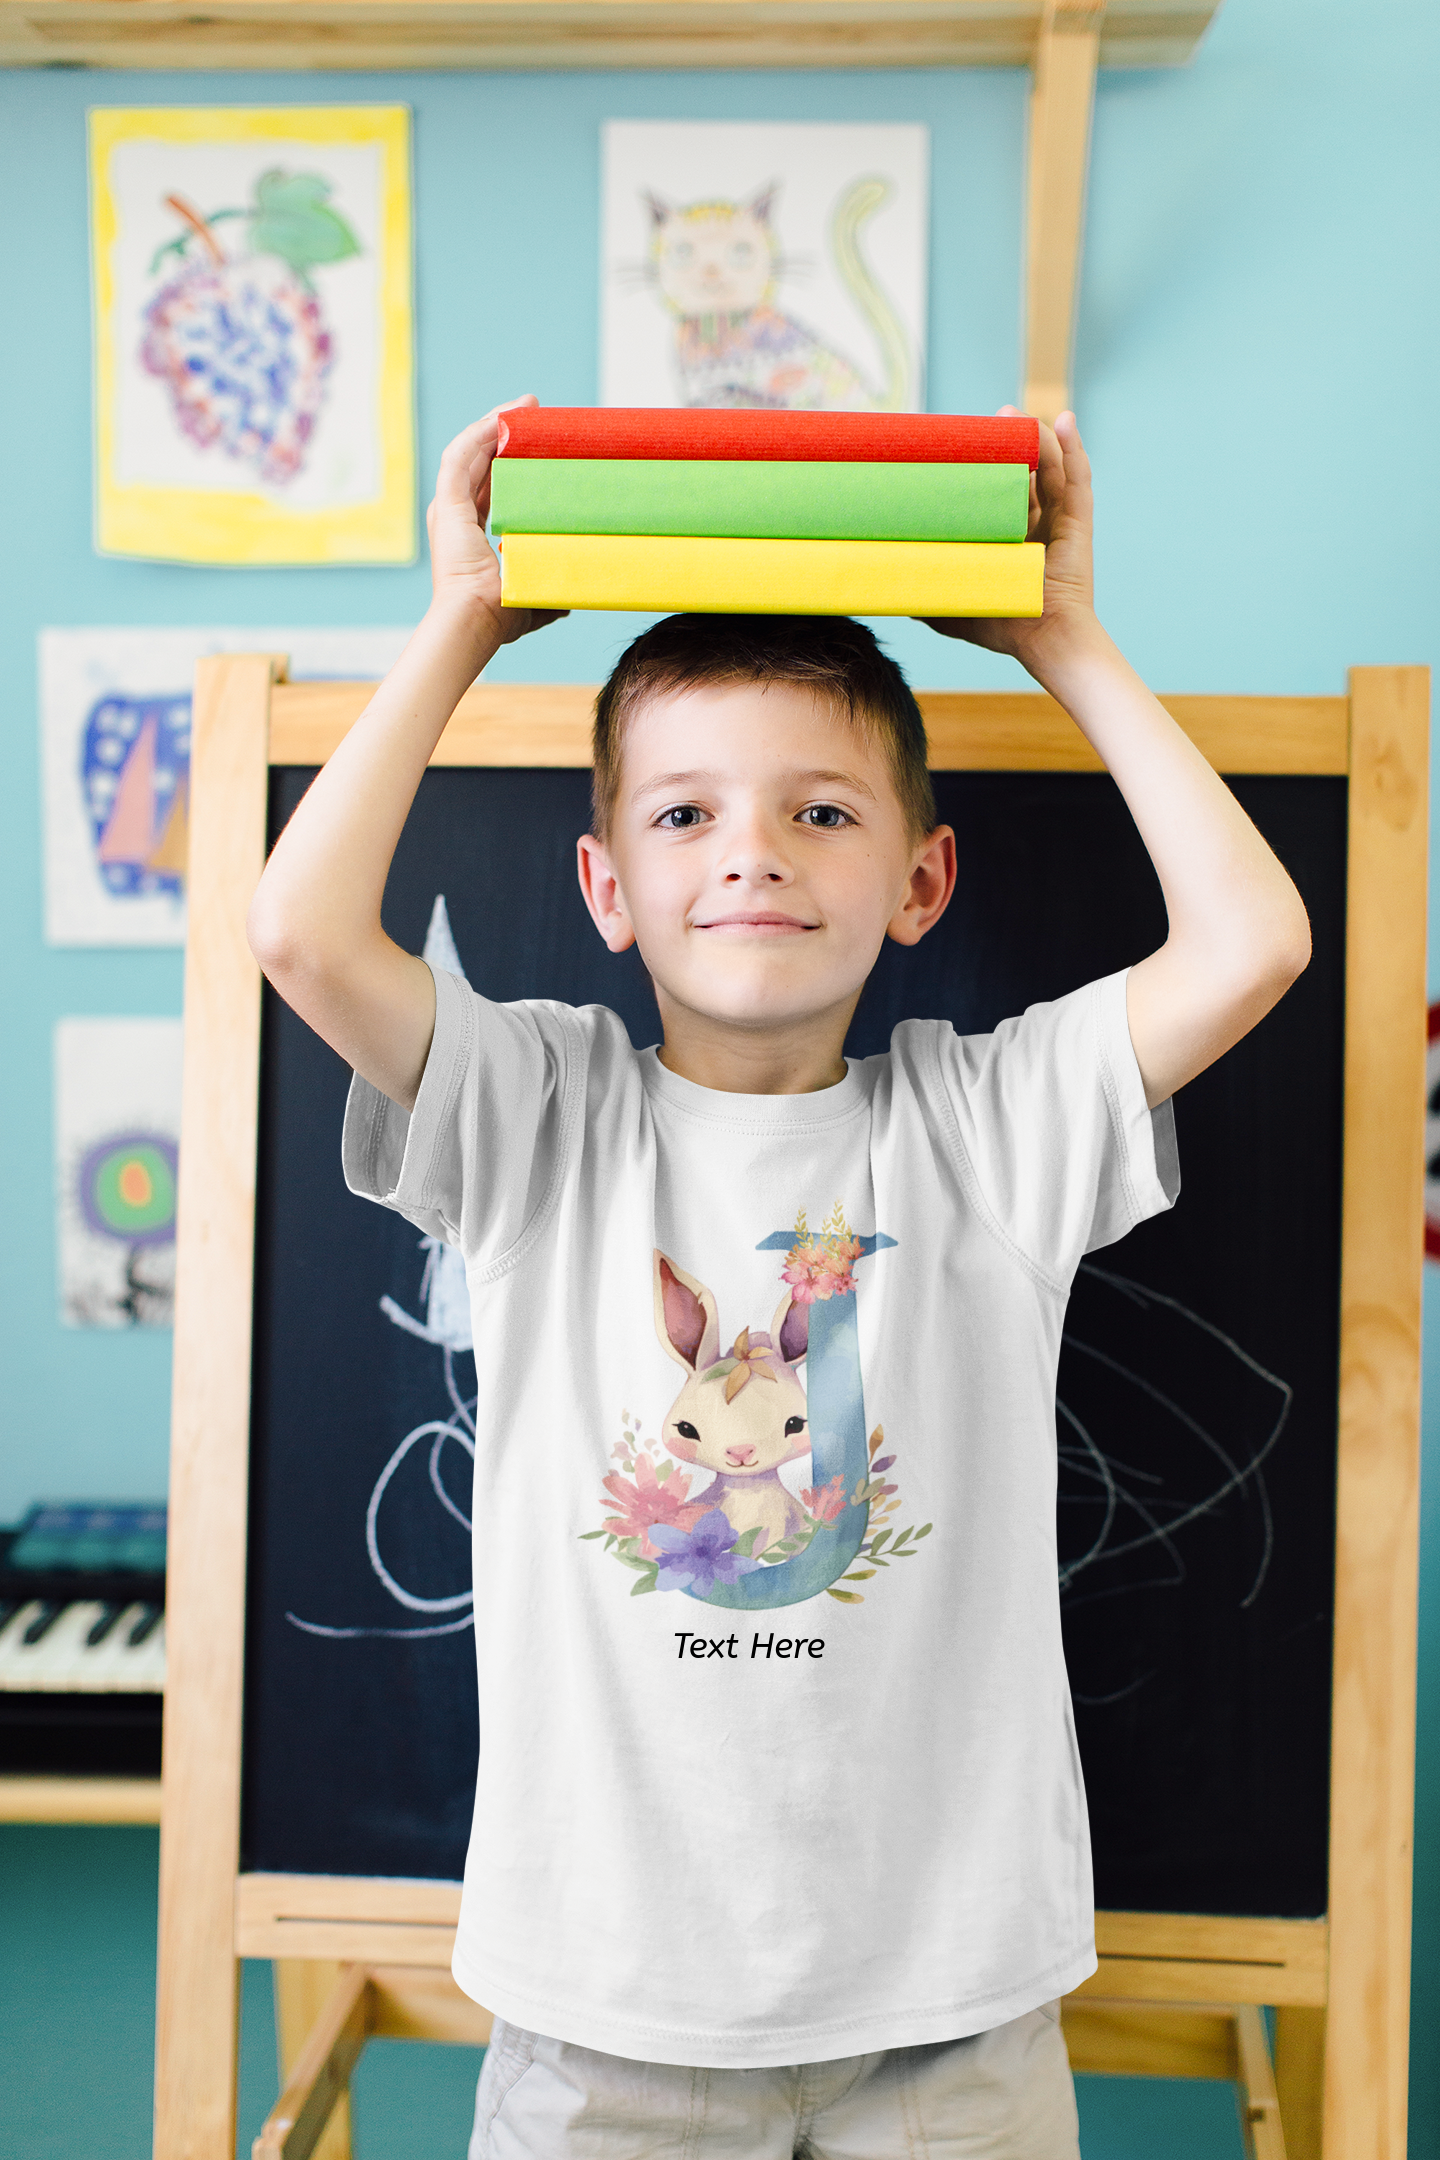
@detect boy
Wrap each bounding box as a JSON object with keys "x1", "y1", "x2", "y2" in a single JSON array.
[{"x1": 248, "y1": 399, "x2": 1309, "y2": 2157}]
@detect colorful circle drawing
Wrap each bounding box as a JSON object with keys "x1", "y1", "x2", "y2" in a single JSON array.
[{"x1": 78, "y1": 1132, "x2": 178, "y2": 1248}]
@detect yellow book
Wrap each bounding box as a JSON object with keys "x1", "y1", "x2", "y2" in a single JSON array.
[{"x1": 500, "y1": 534, "x2": 1045, "y2": 618}]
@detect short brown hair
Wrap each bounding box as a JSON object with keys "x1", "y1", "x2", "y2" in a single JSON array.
[{"x1": 590, "y1": 615, "x2": 937, "y2": 845}]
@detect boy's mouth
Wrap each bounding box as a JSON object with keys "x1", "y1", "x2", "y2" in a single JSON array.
[{"x1": 694, "y1": 912, "x2": 818, "y2": 935}]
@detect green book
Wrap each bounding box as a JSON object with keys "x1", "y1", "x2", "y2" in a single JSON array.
[{"x1": 490, "y1": 458, "x2": 1031, "y2": 543}]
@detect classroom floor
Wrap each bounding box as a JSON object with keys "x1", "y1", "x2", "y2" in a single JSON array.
[{"x1": 0, "y1": 1824, "x2": 1250, "y2": 2160}]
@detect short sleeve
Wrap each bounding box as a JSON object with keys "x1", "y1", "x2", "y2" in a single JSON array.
[
  {"x1": 341, "y1": 964, "x2": 575, "y2": 1266},
  {"x1": 923, "y1": 968, "x2": 1179, "y2": 1288}
]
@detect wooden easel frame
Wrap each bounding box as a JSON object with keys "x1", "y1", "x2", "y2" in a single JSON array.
[{"x1": 155, "y1": 663, "x2": 1427, "y2": 2160}]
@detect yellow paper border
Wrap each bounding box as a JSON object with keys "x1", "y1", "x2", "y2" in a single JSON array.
[{"x1": 90, "y1": 105, "x2": 415, "y2": 566}]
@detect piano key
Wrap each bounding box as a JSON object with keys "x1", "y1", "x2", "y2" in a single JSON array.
[
  {"x1": 2, "y1": 1601, "x2": 101, "y2": 1685},
  {"x1": 71, "y1": 1603, "x2": 150, "y2": 1691},
  {"x1": 0, "y1": 1601, "x2": 43, "y2": 1676},
  {"x1": 0, "y1": 1599, "x2": 165, "y2": 1693},
  {"x1": 71, "y1": 1604, "x2": 165, "y2": 1694},
  {"x1": 22, "y1": 1601, "x2": 62, "y2": 1646},
  {"x1": 86, "y1": 1604, "x2": 123, "y2": 1647},
  {"x1": 121, "y1": 1616, "x2": 166, "y2": 1693}
]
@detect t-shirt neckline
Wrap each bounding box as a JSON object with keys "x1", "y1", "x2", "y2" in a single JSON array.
[{"x1": 638, "y1": 1045, "x2": 869, "y2": 1129}]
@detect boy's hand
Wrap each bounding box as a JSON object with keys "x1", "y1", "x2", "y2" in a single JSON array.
[
  {"x1": 921, "y1": 408, "x2": 1097, "y2": 675},
  {"x1": 427, "y1": 398, "x2": 567, "y2": 650}
]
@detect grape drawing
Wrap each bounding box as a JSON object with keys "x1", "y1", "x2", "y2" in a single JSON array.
[{"x1": 140, "y1": 172, "x2": 360, "y2": 487}]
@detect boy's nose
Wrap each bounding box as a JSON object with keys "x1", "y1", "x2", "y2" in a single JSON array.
[
  {"x1": 720, "y1": 835, "x2": 793, "y2": 886},
  {"x1": 725, "y1": 1444, "x2": 757, "y2": 1467},
  {"x1": 716, "y1": 812, "x2": 794, "y2": 889}
]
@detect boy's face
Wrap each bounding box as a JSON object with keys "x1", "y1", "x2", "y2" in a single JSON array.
[{"x1": 576, "y1": 682, "x2": 955, "y2": 1048}]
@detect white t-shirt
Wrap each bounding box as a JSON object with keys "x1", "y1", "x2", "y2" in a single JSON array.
[{"x1": 343, "y1": 965, "x2": 1179, "y2": 2069}]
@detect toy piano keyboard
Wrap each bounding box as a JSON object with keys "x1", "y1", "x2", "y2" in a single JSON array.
[{"x1": 0, "y1": 1503, "x2": 165, "y2": 1776}]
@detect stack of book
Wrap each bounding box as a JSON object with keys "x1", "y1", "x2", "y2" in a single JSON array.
[{"x1": 492, "y1": 409, "x2": 1044, "y2": 618}]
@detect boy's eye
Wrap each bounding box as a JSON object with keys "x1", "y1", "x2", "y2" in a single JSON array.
[
  {"x1": 654, "y1": 805, "x2": 708, "y2": 830},
  {"x1": 798, "y1": 803, "x2": 853, "y2": 829}
]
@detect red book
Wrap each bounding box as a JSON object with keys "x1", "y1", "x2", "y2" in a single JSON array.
[{"x1": 496, "y1": 407, "x2": 1039, "y2": 471}]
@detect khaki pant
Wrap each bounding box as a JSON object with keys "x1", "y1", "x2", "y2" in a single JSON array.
[{"x1": 470, "y1": 2004, "x2": 1080, "y2": 2159}]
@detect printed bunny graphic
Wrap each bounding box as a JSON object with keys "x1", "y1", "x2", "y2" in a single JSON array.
[
  {"x1": 654, "y1": 1252, "x2": 812, "y2": 1556},
  {"x1": 584, "y1": 1208, "x2": 932, "y2": 1610}
]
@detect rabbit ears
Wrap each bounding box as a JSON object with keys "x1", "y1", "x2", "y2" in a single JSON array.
[
  {"x1": 770, "y1": 1285, "x2": 809, "y2": 1367},
  {"x1": 654, "y1": 1252, "x2": 721, "y2": 1373},
  {"x1": 653, "y1": 1250, "x2": 808, "y2": 1372}
]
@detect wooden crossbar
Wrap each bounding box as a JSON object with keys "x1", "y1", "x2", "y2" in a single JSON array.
[{"x1": 265, "y1": 679, "x2": 1351, "y2": 776}]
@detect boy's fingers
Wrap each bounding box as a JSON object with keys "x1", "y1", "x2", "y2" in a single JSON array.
[
  {"x1": 1034, "y1": 417, "x2": 1063, "y2": 476},
  {"x1": 441, "y1": 392, "x2": 537, "y2": 456},
  {"x1": 434, "y1": 435, "x2": 494, "y2": 510},
  {"x1": 1031, "y1": 421, "x2": 1068, "y2": 521},
  {"x1": 1053, "y1": 410, "x2": 1093, "y2": 494},
  {"x1": 993, "y1": 406, "x2": 1053, "y2": 530},
  {"x1": 435, "y1": 395, "x2": 539, "y2": 506}
]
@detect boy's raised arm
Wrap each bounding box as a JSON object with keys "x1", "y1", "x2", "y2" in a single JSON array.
[
  {"x1": 926, "y1": 413, "x2": 1312, "y2": 1108},
  {"x1": 246, "y1": 401, "x2": 563, "y2": 1112}
]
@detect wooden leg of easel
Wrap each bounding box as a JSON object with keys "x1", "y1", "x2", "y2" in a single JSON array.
[
  {"x1": 1272, "y1": 2006, "x2": 1325, "y2": 2160},
  {"x1": 1234, "y1": 2005, "x2": 1288, "y2": 2160},
  {"x1": 1324, "y1": 666, "x2": 1427, "y2": 2160},
  {"x1": 259, "y1": 1965, "x2": 370, "y2": 2160},
  {"x1": 273, "y1": 1963, "x2": 355, "y2": 2160},
  {"x1": 1023, "y1": 0, "x2": 1103, "y2": 422}
]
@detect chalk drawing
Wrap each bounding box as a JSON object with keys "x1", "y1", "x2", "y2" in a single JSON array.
[
  {"x1": 1058, "y1": 1264, "x2": 1294, "y2": 1706},
  {"x1": 287, "y1": 897, "x2": 477, "y2": 1641}
]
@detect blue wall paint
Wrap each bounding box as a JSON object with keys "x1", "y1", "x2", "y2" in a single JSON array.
[
  {"x1": 0, "y1": 1827, "x2": 484, "y2": 2160},
  {"x1": 0, "y1": 0, "x2": 1435, "y2": 2151}
]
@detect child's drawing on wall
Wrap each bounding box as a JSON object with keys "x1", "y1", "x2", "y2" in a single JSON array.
[
  {"x1": 83, "y1": 692, "x2": 191, "y2": 919},
  {"x1": 601, "y1": 121, "x2": 928, "y2": 412},
  {"x1": 141, "y1": 170, "x2": 359, "y2": 489},
  {"x1": 90, "y1": 107, "x2": 414, "y2": 564},
  {"x1": 55, "y1": 1019, "x2": 183, "y2": 1330},
  {"x1": 40, "y1": 628, "x2": 412, "y2": 945}
]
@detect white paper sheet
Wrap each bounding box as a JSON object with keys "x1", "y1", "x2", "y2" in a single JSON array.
[
  {"x1": 55, "y1": 1018, "x2": 184, "y2": 1329},
  {"x1": 601, "y1": 121, "x2": 929, "y2": 413}
]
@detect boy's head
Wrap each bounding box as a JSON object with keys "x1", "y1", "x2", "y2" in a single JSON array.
[
  {"x1": 590, "y1": 614, "x2": 936, "y2": 848},
  {"x1": 576, "y1": 615, "x2": 955, "y2": 1054}
]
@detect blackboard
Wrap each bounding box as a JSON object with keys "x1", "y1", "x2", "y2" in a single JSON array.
[{"x1": 243, "y1": 764, "x2": 1345, "y2": 1921}]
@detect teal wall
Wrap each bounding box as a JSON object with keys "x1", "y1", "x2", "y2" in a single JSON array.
[{"x1": 1, "y1": 0, "x2": 1436, "y2": 2152}]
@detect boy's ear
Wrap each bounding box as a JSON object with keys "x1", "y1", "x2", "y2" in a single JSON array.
[
  {"x1": 887, "y1": 825, "x2": 957, "y2": 949},
  {"x1": 576, "y1": 832, "x2": 636, "y2": 954}
]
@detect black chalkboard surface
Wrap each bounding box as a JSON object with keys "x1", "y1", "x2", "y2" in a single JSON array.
[{"x1": 243, "y1": 766, "x2": 1345, "y2": 1921}]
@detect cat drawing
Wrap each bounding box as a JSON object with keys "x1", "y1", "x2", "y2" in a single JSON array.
[{"x1": 642, "y1": 177, "x2": 912, "y2": 412}]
